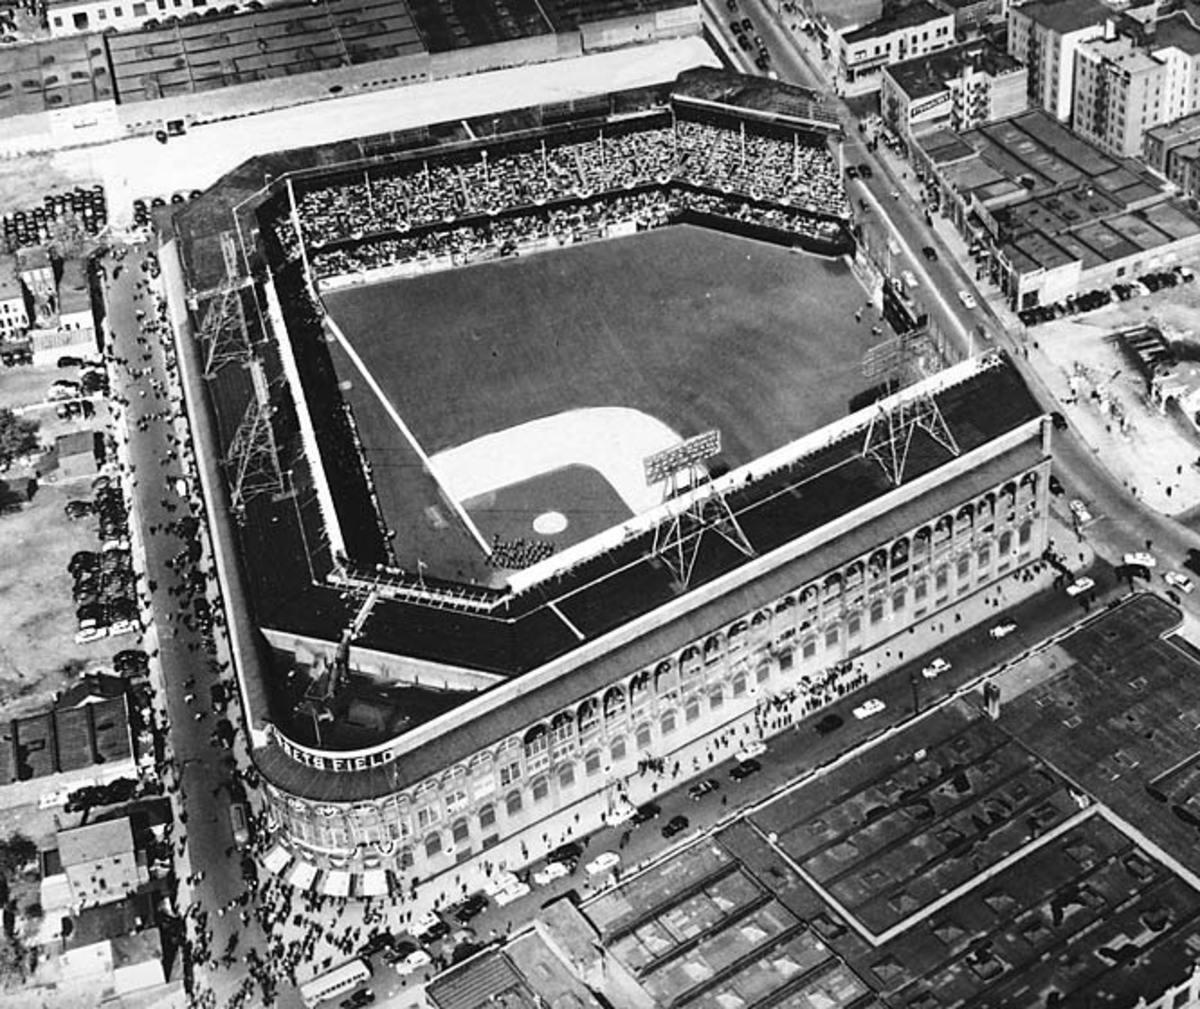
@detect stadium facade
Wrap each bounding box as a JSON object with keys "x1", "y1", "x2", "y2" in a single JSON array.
[{"x1": 166, "y1": 71, "x2": 1054, "y2": 897}]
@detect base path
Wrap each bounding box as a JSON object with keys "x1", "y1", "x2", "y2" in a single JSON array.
[{"x1": 431, "y1": 407, "x2": 680, "y2": 516}]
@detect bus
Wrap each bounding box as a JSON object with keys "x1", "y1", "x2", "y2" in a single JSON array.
[{"x1": 299, "y1": 958, "x2": 372, "y2": 1006}]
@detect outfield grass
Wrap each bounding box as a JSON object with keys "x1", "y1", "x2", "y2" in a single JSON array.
[{"x1": 324, "y1": 225, "x2": 874, "y2": 465}]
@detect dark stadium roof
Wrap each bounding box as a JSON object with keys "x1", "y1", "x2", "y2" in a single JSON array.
[
  {"x1": 106, "y1": 0, "x2": 424, "y2": 103},
  {"x1": 254, "y1": 363, "x2": 1046, "y2": 800}
]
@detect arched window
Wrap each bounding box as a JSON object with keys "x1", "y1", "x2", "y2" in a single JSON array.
[
  {"x1": 478, "y1": 804, "x2": 496, "y2": 831},
  {"x1": 524, "y1": 725, "x2": 548, "y2": 762},
  {"x1": 557, "y1": 762, "x2": 576, "y2": 790},
  {"x1": 709, "y1": 685, "x2": 724, "y2": 710},
  {"x1": 935, "y1": 515, "x2": 953, "y2": 542},
  {"x1": 823, "y1": 572, "x2": 842, "y2": 598},
  {"x1": 891, "y1": 538, "x2": 909, "y2": 568},
  {"x1": 635, "y1": 722, "x2": 653, "y2": 750},
  {"x1": 844, "y1": 562, "x2": 864, "y2": 589},
  {"x1": 451, "y1": 819, "x2": 470, "y2": 845},
  {"x1": 531, "y1": 777, "x2": 550, "y2": 803},
  {"x1": 956, "y1": 504, "x2": 974, "y2": 531},
  {"x1": 578, "y1": 698, "x2": 599, "y2": 735},
  {"x1": 550, "y1": 711, "x2": 574, "y2": 750},
  {"x1": 999, "y1": 530, "x2": 1013, "y2": 555},
  {"x1": 603, "y1": 686, "x2": 627, "y2": 720},
  {"x1": 801, "y1": 584, "x2": 820, "y2": 609},
  {"x1": 685, "y1": 696, "x2": 702, "y2": 723},
  {"x1": 732, "y1": 673, "x2": 747, "y2": 697},
  {"x1": 584, "y1": 750, "x2": 603, "y2": 776},
  {"x1": 661, "y1": 709, "x2": 677, "y2": 736},
  {"x1": 505, "y1": 791, "x2": 522, "y2": 818},
  {"x1": 424, "y1": 833, "x2": 442, "y2": 859},
  {"x1": 629, "y1": 670, "x2": 651, "y2": 708},
  {"x1": 869, "y1": 550, "x2": 888, "y2": 579},
  {"x1": 681, "y1": 645, "x2": 702, "y2": 679},
  {"x1": 654, "y1": 660, "x2": 676, "y2": 694},
  {"x1": 610, "y1": 736, "x2": 627, "y2": 763},
  {"x1": 727, "y1": 622, "x2": 748, "y2": 653},
  {"x1": 703, "y1": 635, "x2": 723, "y2": 663}
]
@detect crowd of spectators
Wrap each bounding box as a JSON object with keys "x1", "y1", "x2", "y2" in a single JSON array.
[
  {"x1": 280, "y1": 114, "x2": 850, "y2": 278},
  {"x1": 307, "y1": 189, "x2": 674, "y2": 279},
  {"x1": 487, "y1": 533, "x2": 554, "y2": 570}
]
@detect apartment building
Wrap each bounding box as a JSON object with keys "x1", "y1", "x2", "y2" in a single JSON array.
[
  {"x1": 1007, "y1": 0, "x2": 1112, "y2": 120},
  {"x1": 882, "y1": 38, "x2": 1028, "y2": 141},
  {"x1": 1073, "y1": 34, "x2": 1165, "y2": 156},
  {"x1": 1145, "y1": 110, "x2": 1200, "y2": 195},
  {"x1": 0, "y1": 255, "x2": 29, "y2": 342},
  {"x1": 837, "y1": 0, "x2": 956, "y2": 95}
]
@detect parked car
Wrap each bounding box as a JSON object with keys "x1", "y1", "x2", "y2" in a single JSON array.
[
  {"x1": 688, "y1": 778, "x2": 721, "y2": 800},
  {"x1": 449, "y1": 894, "x2": 487, "y2": 923},
  {"x1": 1165, "y1": 570, "x2": 1195, "y2": 594},
  {"x1": 532, "y1": 861, "x2": 571, "y2": 886},
  {"x1": 957, "y1": 289, "x2": 977, "y2": 309},
  {"x1": 584, "y1": 852, "x2": 621, "y2": 876},
  {"x1": 730, "y1": 759, "x2": 761, "y2": 781},
  {"x1": 921, "y1": 245, "x2": 937, "y2": 261},
  {"x1": 546, "y1": 841, "x2": 583, "y2": 867},
  {"x1": 989, "y1": 621, "x2": 1017, "y2": 639},
  {"x1": 64, "y1": 500, "x2": 94, "y2": 519},
  {"x1": 661, "y1": 815, "x2": 689, "y2": 839},
  {"x1": 395, "y1": 949, "x2": 432, "y2": 975},
  {"x1": 57, "y1": 355, "x2": 83, "y2": 368},
  {"x1": 734, "y1": 742, "x2": 766, "y2": 763},
  {"x1": 1069, "y1": 499, "x2": 1092, "y2": 524},
  {"x1": 1124, "y1": 552, "x2": 1157, "y2": 569},
  {"x1": 1050, "y1": 411, "x2": 1068, "y2": 430},
  {"x1": 493, "y1": 880, "x2": 531, "y2": 906},
  {"x1": 1048, "y1": 474, "x2": 1063, "y2": 496}
]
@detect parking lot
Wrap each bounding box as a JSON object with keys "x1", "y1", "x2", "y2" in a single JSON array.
[
  {"x1": 1030, "y1": 271, "x2": 1200, "y2": 516},
  {"x1": 0, "y1": 356, "x2": 119, "y2": 710}
]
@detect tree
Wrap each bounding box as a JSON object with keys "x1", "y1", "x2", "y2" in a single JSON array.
[
  {"x1": 0, "y1": 835, "x2": 36, "y2": 883},
  {"x1": 0, "y1": 411, "x2": 38, "y2": 472}
]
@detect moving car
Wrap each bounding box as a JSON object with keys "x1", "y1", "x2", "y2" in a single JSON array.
[
  {"x1": 1066, "y1": 576, "x2": 1094, "y2": 597},
  {"x1": 1048, "y1": 474, "x2": 1063, "y2": 496},
  {"x1": 957, "y1": 289, "x2": 977, "y2": 310},
  {"x1": 688, "y1": 778, "x2": 720, "y2": 800},
  {"x1": 853, "y1": 698, "x2": 886, "y2": 720},
  {"x1": 730, "y1": 759, "x2": 761, "y2": 781},
  {"x1": 814, "y1": 713, "x2": 843, "y2": 735},
  {"x1": 1124, "y1": 552, "x2": 1157, "y2": 569},
  {"x1": 584, "y1": 852, "x2": 621, "y2": 876},
  {"x1": 631, "y1": 803, "x2": 661, "y2": 826},
  {"x1": 661, "y1": 815, "x2": 689, "y2": 839},
  {"x1": 921, "y1": 245, "x2": 937, "y2": 261},
  {"x1": 922, "y1": 657, "x2": 950, "y2": 679},
  {"x1": 989, "y1": 621, "x2": 1017, "y2": 639},
  {"x1": 1165, "y1": 571, "x2": 1195, "y2": 594},
  {"x1": 1069, "y1": 499, "x2": 1092, "y2": 524}
]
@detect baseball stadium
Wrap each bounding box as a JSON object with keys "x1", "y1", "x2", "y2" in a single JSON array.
[{"x1": 163, "y1": 67, "x2": 1056, "y2": 902}]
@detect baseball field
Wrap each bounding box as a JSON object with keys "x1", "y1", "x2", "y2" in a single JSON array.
[{"x1": 322, "y1": 224, "x2": 875, "y2": 573}]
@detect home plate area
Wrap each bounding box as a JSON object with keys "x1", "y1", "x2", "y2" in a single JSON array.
[{"x1": 463, "y1": 464, "x2": 633, "y2": 570}]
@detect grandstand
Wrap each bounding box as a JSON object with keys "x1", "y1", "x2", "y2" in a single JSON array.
[{"x1": 166, "y1": 70, "x2": 1056, "y2": 898}]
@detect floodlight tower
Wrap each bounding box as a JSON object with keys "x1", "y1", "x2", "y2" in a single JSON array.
[
  {"x1": 643, "y1": 430, "x2": 755, "y2": 591},
  {"x1": 225, "y1": 357, "x2": 284, "y2": 519},
  {"x1": 860, "y1": 324, "x2": 960, "y2": 486},
  {"x1": 197, "y1": 282, "x2": 252, "y2": 380}
]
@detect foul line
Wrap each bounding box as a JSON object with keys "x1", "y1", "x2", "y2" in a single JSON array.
[{"x1": 323, "y1": 315, "x2": 491, "y2": 555}]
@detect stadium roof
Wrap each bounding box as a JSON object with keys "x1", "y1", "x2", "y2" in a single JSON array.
[{"x1": 253, "y1": 357, "x2": 1045, "y2": 798}]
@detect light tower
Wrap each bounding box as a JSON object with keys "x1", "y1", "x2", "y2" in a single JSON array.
[
  {"x1": 643, "y1": 430, "x2": 755, "y2": 591},
  {"x1": 860, "y1": 324, "x2": 960, "y2": 486},
  {"x1": 224, "y1": 357, "x2": 285, "y2": 520}
]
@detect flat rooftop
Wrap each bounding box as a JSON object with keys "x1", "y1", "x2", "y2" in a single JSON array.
[
  {"x1": 886, "y1": 40, "x2": 1022, "y2": 102},
  {"x1": 0, "y1": 34, "x2": 113, "y2": 117},
  {"x1": 844, "y1": 0, "x2": 948, "y2": 44},
  {"x1": 581, "y1": 604, "x2": 1200, "y2": 1009},
  {"x1": 1015, "y1": 0, "x2": 1109, "y2": 34},
  {"x1": 924, "y1": 110, "x2": 1200, "y2": 274},
  {"x1": 105, "y1": 0, "x2": 425, "y2": 104}
]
